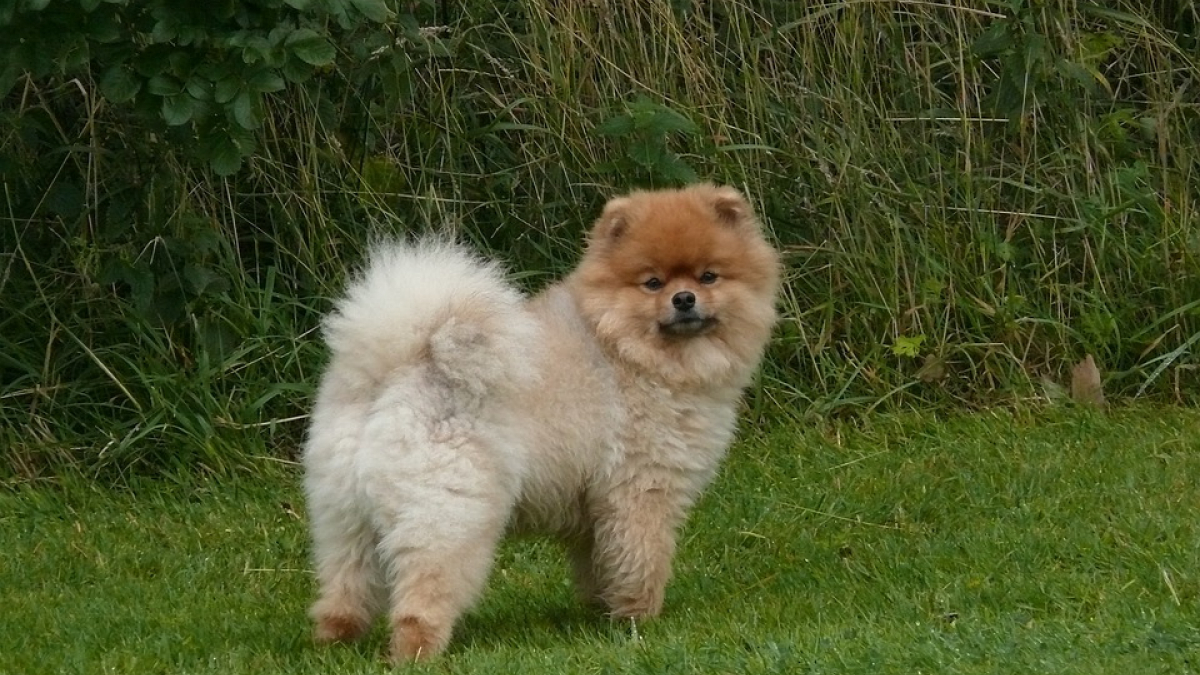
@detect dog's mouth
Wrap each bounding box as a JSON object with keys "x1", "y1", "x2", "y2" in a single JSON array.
[{"x1": 659, "y1": 313, "x2": 718, "y2": 337}]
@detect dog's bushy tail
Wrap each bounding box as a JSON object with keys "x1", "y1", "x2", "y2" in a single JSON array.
[{"x1": 322, "y1": 240, "x2": 537, "y2": 396}]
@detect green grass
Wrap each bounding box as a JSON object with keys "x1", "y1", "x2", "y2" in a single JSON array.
[{"x1": 3, "y1": 406, "x2": 1198, "y2": 674}]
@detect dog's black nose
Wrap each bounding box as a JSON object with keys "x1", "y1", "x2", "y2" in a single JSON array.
[{"x1": 672, "y1": 291, "x2": 696, "y2": 311}]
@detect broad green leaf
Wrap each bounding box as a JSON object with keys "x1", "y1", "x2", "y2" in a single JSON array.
[
  {"x1": 100, "y1": 66, "x2": 141, "y2": 103},
  {"x1": 214, "y1": 78, "x2": 240, "y2": 104},
  {"x1": 286, "y1": 29, "x2": 336, "y2": 66},
  {"x1": 231, "y1": 91, "x2": 259, "y2": 129},
  {"x1": 184, "y1": 76, "x2": 211, "y2": 101},
  {"x1": 162, "y1": 94, "x2": 195, "y2": 126},
  {"x1": 1079, "y1": 2, "x2": 1153, "y2": 29},
  {"x1": 85, "y1": 14, "x2": 121, "y2": 42},
  {"x1": 1022, "y1": 31, "x2": 1048, "y2": 66},
  {"x1": 0, "y1": 62, "x2": 19, "y2": 99},
  {"x1": 281, "y1": 57, "x2": 315, "y2": 83},
  {"x1": 146, "y1": 74, "x2": 181, "y2": 96},
  {"x1": 150, "y1": 19, "x2": 177, "y2": 44},
  {"x1": 247, "y1": 69, "x2": 285, "y2": 94},
  {"x1": 349, "y1": 0, "x2": 392, "y2": 22},
  {"x1": 209, "y1": 135, "x2": 243, "y2": 176}
]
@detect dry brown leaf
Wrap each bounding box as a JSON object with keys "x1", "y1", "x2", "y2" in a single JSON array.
[
  {"x1": 917, "y1": 354, "x2": 947, "y2": 383},
  {"x1": 1070, "y1": 354, "x2": 1105, "y2": 408}
]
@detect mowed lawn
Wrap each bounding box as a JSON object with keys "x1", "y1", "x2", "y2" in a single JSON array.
[{"x1": 2, "y1": 407, "x2": 1197, "y2": 674}]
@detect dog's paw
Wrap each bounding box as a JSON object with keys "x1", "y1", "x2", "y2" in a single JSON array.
[
  {"x1": 388, "y1": 615, "x2": 449, "y2": 663},
  {"x1": 313, "y1": 613, "x2": 370, "y2": 644},
  {"x1": 605, "y1": 590, "x2": 665, "y2": 620}
]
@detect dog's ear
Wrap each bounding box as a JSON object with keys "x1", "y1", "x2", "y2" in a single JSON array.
[
  {"x1": 709, "y1": 185, "x2": 754, "y2": 229},
  {"x1": 588, "y1": 196, "x2": 632, "y2": 246}
]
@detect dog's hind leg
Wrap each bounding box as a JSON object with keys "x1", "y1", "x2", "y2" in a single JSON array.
[
  {"x1": 367, "y1": 434, "x2": 517, "y2": 661},
  {"x1": 377, "y1": 517, "x2": 506, "y2": 662},
  {"x1": 360, "y1": 369, "x2": 523, "y2": 661},
  {"x1": 370, "y1": 471, "x2": 512, "y2": 662},
  {"x1": 307, "y1": 495, "x2": 383, "y2": 644},
  {"x1": 304, "y1": 372, "x2": 384, "y2": 644}
]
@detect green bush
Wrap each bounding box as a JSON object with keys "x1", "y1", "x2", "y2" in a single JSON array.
[{"x1": 1, "y1": 0, "x2": 1198, "y2": 479}]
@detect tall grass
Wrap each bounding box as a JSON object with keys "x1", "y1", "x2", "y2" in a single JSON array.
[{"x1": 2, "y1": 0, "x2": 1198, "y2": 478}]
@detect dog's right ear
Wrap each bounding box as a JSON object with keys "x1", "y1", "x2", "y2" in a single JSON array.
[{"x1": 588, "y1": 196, "x2": 632, "y2": 247}]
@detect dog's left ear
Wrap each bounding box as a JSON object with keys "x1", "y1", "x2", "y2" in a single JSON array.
[{"x1": 709, "y1": 186, "x2": 754, "y2": 229}]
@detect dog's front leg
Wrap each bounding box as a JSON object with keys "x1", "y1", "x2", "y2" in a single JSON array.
[{"x1": 589, "y1": 487, "x2": 687, "y2": 618}]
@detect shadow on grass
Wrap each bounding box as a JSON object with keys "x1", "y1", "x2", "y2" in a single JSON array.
[{"x1": 454, "y1": 598, "x2": 612, "y2": 653}]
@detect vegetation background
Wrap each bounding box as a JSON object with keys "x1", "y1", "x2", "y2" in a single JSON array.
[{"x1": 2, "y1": 0, "x2": 1198, "y2": 478}]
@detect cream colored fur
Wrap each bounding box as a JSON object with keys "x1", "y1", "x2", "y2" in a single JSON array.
[{"x1": 304, "y1": 185, "x2": 779, "y2": 661}]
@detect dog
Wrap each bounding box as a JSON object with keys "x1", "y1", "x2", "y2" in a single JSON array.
[{"x1": 303, "y1": 183, "x2": 780, "y2": 660}]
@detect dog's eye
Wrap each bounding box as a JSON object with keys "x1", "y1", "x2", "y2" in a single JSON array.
[
  {"x1": 643, "y1": 277, "x2": 664, "y2": 291},
  {"x1": 699, "y1": 271, "x2": 719, "y2": 284}
]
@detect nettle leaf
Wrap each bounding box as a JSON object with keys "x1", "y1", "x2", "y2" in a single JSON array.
[
  {"x1": 1022, "y1": 31, "x2": 1049, "y2": 66},
  {"x1": 646, "y1": 108, "x2": 698, "y2": 135},
  {"x1": 198, "y1": 316, "x2": 239, "y2": 362},
  {"x1": 349, "y1": 0, "x2": 393, "y2": 22},
  {"x1": 972, "y1": 22, "x2": 1011, "y2": 57},
  {"x1": 628, "y1": 94, "x2": 659, "y2": 116},
  {"x1": 655, "y1": 153, "x2": 698, "y2": 183},
  {"x1": 628, "y1": 140, "x2": 667, "y2": 168},
  {"x1": 286, "y1": 28, "x2": 336, "y2": 66},
  {"x1": 100, "y1": 65, "x2": 142, "y2": 103},
  {"x1": 46, "y1": 179, "x2": 85, "y2": 218},
  {"x1": 596, "y1": 114, "x2": 635, "y2": 137},
  {"x1": 99, "y1": 258, "x2": 155, "y2": 313},
  {"x1": 184, "y1": 263, "x2": 229, "y2": 296},
  {"x1": 283, "y1": 0, "x2": 313, "y2": 9}
]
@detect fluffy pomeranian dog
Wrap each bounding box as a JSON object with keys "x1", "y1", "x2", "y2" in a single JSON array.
[{"x1": 303, "y1": 184, "x2": 780, "y2": 661}]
